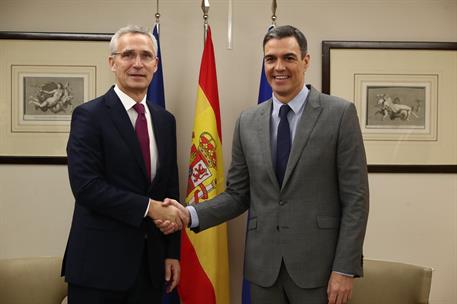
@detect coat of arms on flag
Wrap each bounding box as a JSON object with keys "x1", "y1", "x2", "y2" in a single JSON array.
[{"x1": 187, "y1": 131, "x2": 218, "y2": 204}]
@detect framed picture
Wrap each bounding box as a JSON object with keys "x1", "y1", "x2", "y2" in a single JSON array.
[
  {"x1": 0, "y1": 32, "x2": 114, "y2": 164},
  {"x1": 322, "y1": 41, "x2": 457, "y2": 173}
]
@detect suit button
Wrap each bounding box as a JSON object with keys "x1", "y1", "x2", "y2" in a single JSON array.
[
  {"x1": 279, "y1": 201, "x2": 285, "y2": 205},
  {"x1": 276, "y1": 225, "x2": 279, "y2": 231}
]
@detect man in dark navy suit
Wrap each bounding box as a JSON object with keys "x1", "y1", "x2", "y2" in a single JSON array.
[{"x1": 62, "y1": 25, "x2": 185, "y2": 304}]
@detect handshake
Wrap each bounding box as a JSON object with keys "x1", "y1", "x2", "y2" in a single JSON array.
[{"x1": 148, "y1": 198, "x2": 190, "y2": 235}]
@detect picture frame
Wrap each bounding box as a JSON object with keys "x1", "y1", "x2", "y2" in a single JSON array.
[
  {"x1": 322, "y1": 41, "x2": 457, "y2": 173},
  {"x1": 0, "y1": 32, "x2": 114, "y2": 164}
]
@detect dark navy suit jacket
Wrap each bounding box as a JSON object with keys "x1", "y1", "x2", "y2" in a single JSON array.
[{"x1": 62, "y1": 87, "x2": 180, "y2": 291}]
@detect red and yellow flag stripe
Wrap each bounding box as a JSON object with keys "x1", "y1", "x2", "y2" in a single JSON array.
[{"x1": 178, "y1": 27, "x2": 230, "y2": 304}]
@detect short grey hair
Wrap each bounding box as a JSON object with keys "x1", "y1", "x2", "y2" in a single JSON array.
[{"x1": 109, "y1": 25, "x2": 157, "y2": 55}]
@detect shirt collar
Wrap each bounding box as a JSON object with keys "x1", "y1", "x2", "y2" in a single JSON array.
[
  {"x1": 272, "y1": 84, "x2": 309, "y2": 116},
  {"x1": 114, "y1": 85, "x2": 147, "y2": 111}
]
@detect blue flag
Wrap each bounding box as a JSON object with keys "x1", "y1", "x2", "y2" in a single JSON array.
[
  {"x1": 162, "y1": 289, "x2": 180, "y2": 304},
  {"x1": 147, "y1": 23, "x2": 165, "y2": 108},
  {"x1": 149, "y1": 23, "x2": 180, "y2": 304},
  {"x1": 257, "y1": 61, "x2": 273, "y2": 104},
  {"x1": 241, "y1": 33, "x2": 273, "y2": 304},
  {"x1": 257, "y1": 25, "x2": 274, "y2": 105}
]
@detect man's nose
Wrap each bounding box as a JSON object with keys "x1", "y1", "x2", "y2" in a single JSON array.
[
  {"x1": 133, "y1": 55, "x2": 144, "y2": 67},
  {"x1": 274, "y1": 59, "x2": 285, "y2": 70}
]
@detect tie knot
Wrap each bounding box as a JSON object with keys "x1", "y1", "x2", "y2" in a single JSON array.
[
  {"x1": 279, "y1": 104, "x2": 291, "y2": 120},
  {"x1": 133, "y1": 103, "x2": 145, "y2": 115}
]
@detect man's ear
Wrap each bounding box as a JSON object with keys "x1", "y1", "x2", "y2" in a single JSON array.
[
  {"x1": 108, "y1": 56, "x2": 116, "y2": 72},
  {"x1": 302, "y1": 53, "x2": 311, "y2": 71},
  {"x1": 153, "y1": 57, "x2": 159, "y2": 73}
]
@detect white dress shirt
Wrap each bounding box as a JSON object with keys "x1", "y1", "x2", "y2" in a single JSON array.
[
  {"x1": 114, "y1": 85, "x2": 158, "y2": 182},
  {"x1": 270, "y1": 85, "x2": 309, "y2": 165}
]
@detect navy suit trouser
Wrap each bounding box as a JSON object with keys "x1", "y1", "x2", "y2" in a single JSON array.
[{"x1": 68, "y1": 243, "x2": 163, "y2": 304}]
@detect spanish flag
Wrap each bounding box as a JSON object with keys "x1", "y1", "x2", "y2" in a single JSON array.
[{"x1": 178, "y1": 27, "x2": 230, "y2": 304}]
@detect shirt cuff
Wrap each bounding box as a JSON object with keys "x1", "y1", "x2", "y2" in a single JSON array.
[
  {"x1": 187, "y1": 206, "x2": 199, "y2": 228},
  {"x1": 144, "y1": 200, "x2": 150, "y2": 217},
  {"x1": 334, "y1": 271, "x2": 354, "y2": 277}
]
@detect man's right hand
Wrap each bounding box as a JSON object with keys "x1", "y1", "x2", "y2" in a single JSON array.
[
  {"x1": 153, "y1": 199, "x2": 190, "y2": 235},
  {"x1": 147, "y1": 199, "x2": 187, "y2": 232}
]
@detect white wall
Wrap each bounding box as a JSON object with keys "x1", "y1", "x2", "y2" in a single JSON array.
[{"x1": 1, "y1": 1, "x2": 456, "y2": 303}]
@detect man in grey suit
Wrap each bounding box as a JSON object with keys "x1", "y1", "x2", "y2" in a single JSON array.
[{"x1": 157, "y1": 25, "x2": 369, "y2": 304}]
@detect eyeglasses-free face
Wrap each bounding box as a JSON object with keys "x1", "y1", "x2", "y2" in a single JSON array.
[
  {"x1": 263, "y1": 37, "x2": 310, "y2": 103},
  {"x1": 109, "y1": 33, "x2": 158, "y2": 100}
]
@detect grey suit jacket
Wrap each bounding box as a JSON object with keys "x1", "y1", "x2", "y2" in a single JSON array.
[{"x1": 193, "y1": 85, "x2": 369, "y2": 288}]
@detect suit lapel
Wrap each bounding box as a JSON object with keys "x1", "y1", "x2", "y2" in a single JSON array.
[
  {"x1": 282, "y1": 86, "x2": 322, "y2": 187},
  {"x1": 104, "y1": 88, "x2": 149, "y2": 180},
  {"x1": 257, "y1": 100, "x2": 279, "y2": 187}
]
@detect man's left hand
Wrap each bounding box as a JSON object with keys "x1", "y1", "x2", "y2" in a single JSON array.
[
  {"x1": 327, "y1": 271, "x2": 353, "y2": 304},
  {"x1": 164, "y1": 258, "x2": 180, "y2": 293}
]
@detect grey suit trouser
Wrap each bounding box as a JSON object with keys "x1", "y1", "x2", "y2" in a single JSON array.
[{"x1": 250, "y1": 261, "x2": 327, "y2": 304}]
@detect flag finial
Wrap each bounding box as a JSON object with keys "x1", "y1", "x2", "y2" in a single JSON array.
[
  {"x1": 271, "y1": 0, "x2": 277, "y2": 26},
  {"x1": 202, "y1": 0, "x2": 210, "y2": 42},
  {"x1": 155, "y1": 0, "x2": 160, "y2": 23}
]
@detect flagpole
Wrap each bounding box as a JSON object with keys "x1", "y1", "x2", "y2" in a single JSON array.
[
  {"x1": 147, "y1": 0, "x2": 166, "y2": 108},
  {"x1": 227, "y1": 0, "x2": 233, "y2": 49},
  {"x1": 155, "y1": 0, "x2": 160, "y2": 34},
  {"x1": 179, "y1": 7, "x2": 230, "y2": 303},
  {"x1": 241, "y1": 2, "x2": 278, "y2": 303},
  {"x1": 271, "y1": 0, "x2": 277, "y2": 26},
  {"x1": 201, "y1": 0, "x2": 210, "y2": 42}
]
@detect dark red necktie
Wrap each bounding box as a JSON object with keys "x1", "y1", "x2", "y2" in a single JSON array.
[{"x1": 133, "y1": 103, "x2": 151, "y2": 179}]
